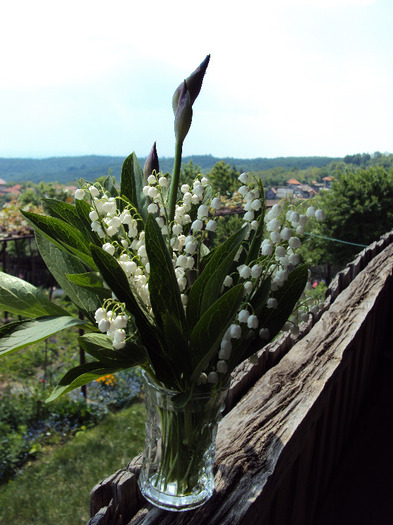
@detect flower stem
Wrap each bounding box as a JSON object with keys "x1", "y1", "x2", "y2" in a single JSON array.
[{"x1": 168, "y1": 140, "x2": 183, "y2": 223}]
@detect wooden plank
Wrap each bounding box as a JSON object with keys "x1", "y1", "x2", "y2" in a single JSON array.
[{"x1": 89, "y1": 240, "x2": 393, "y2": 525}]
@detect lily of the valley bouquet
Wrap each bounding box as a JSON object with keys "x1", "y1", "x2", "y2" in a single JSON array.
[{"x1": 0, "y1": 56, "x2": 323, "y2": 511}]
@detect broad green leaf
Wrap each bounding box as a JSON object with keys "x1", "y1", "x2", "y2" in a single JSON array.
[
  {"x1": 187, "y1": 225, "x2": 248, "y2": 330},
  {"x1": 120, "y1": 152, "x2": 148, "y2": 221},
  {"x1": 249, "y1": 276, "x2": 271, "y2": 317},
  {"x1": 261, "y1": 264, "x2": 308, "y2": 339},
  {"x1": 90, "y1": 244, "x2": 172, "y2": 384},
  {"x1": 163, "y1": 313, "x2": 193, "y2": 379},
  {"x1": 21, "y1": 210, "x2": 96, "y2": 270},
  {"x1": 79, "y1": 332, "x2": 147, "y2": 367},
  {"x1": 66, "y1": 272, "x2": 112, "y2": 299},
  {"x1": 46, "y1": 361, "x2": 126, "y2": 402},
  {"x1": 42, "y1": 197, "x2": 101, "y2": 247},
  {"x1": 42, "y1": 198, "x2": 81, "y2": 224},
  {"x1": 103, "y1": 174, "x2": 119, "y2": 198},
  {"x1": 78, "y1": 332, "x2": 115, "y2": 353},
  {"x1": 145, "y1": 214, "x2": 187, "y2": 335},
  {"x1": 75, "y1": 198, "x2": 103, "y2": 246},
  {"x1": 66, "y1": 271, "x2": 103, "y2": 288},
  {"x1": 90, "y1": 244, "x2": 153, "y2": 330},
  {"x1": 0, "y1": 272, "x2": 68, "y2": 318},
  {"x1": 0, "y1": 316, "x2": 86, "y2": 355},
  {"x1": 35, "y1": 231, "x2": 102, "y2": 322},
  {"x1": 190, "y1": 284, "x2": 244, "y2": 382}
]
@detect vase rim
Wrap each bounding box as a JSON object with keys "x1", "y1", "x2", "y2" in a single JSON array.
[{"x1": 141, "y1": 370, "x2": 230, "y2": 397}]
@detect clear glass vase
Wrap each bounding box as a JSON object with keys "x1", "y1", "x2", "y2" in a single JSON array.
[{"x1": 138, "y1": 372, "x2": 229, "y2": 512}]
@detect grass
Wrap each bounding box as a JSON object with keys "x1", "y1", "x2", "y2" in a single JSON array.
[{"x1": 0, "y1": 402, "x2": 146, "y2": 525}]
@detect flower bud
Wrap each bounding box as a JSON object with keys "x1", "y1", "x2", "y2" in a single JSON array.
[
  {"x1": 206, "y1": 220, "x2": 217, "y2": 232},
  {"x1": 259, "y1": 328, "x2": 270, "y2": 340},
  {"x1": 238, "y1": 172, "x2": 249, "y2": 184},
  {"x1": 89, "y1": 210, "x2": 99, "y2": 221},
  {"x1": 197, "y1": 204, "x2": 209, "y2": 219},
  {"x1": 198, "y1": 372, "x2": 208, "y2": 385},
  {"x1": 172, "y1": 55, "x2": 210, "y2": 114},
  {"x1": 238, "y1": 309, "x2": 250, "y2": 323},
  {"x1": 247, "y1": 315, "x2": 259, "y2": 329},
  {"x1": 74, "y1": 188, "x2": 85, "y2": 200},
  {"x1": 143, "y1": 142, "x2": 159, "y2": 181},
  {"x1": 315, "y1": 209, "x2": 325, "y2": 221},
  {"x1": 174, "y1": 81, "x2": 193, "y2": 144},
  {"x1": 211, "y1": 197, "x2": 221, "y2": 210},
  {"x1": 98, "y1": 318, "x2": 111, "y2": 332},
  {"x1": 207, "y1": 371, "x2": 218, "y2": 384},
  {"x1": 230, "y1": 324, "x2": 242, "y2": 339},
  {"x1": 217, "y1": 360, "x2": 228, "y2": 374},
  {"x1": 223, "y1": 275, "x2": 233, "y2": 287}
]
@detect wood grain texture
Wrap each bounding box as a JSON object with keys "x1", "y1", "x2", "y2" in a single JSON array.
[{"x1": 88, "y1": 236, "x2": 393, "y2": 525}]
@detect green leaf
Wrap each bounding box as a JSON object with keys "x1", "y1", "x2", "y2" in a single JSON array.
[
  {"x1": 260, "y1": 264, "x2": 308, "y2": 340},
  {"x1": 42, "y1": 198, "x2": 101, "y2": 247},
  {"x1": 187, "y1": 225, "x2": 248, "y2": 330},
  {"x1": 190, "y1": 283, "x2": 244, "y2": 382},
  {"x1": 145, "y1": 213, "x2": 187, "y2": 335},
  {"x1": 42, "y1": 198, "x2": 80, "y2": 224},
  {"x1": 0, "y1": 272, "x2": 68, "y2": 318},
  {"x1": 66, "y1": 271, "x2": 103, "y2": 287},
  {"x1": 163, "y1": 313, "x2": 192, "y2": 379},
  {"x1": 249, "y1": 276, "x2": 271, "y2": 317},
  {"x1": 35, "y1": 231, "x2": 102, "y2": 322},
  {"x1": 46, "y1": 361, "x2": 126, "y2": 402},
  {"x1": 120, "y1": 152, "x2": 148, "y2": 221},
  {"x1": 0, "y1": 316, "x2": 86, "y2": 355},
  {"x1": 75, "y1": 198, "x2": 103, "y2": 246},
  {"x1": 90, "y1": 244, "x2": 152, "y2": 328},
  {"x1": 79, "y1": 332, "x2": 147, "y2": 367},
  {"x1": 66, "y1": 272, "x2": 112, "y2": 299},
  {"x1": 21, "y1": 210, "x2": 96, "y2": 270},
  {"x1": 90, "y1": 243, "x2": 179, "y2": 387},
  {"x1": 103, "y1": 174, "x2": 119, "y2": 198}
]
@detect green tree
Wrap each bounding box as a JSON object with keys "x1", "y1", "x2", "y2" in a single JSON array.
[
  {"x1": 180, "y1": 160, "x2": 202, "y2": 186},
  {"x1": 207, "y1": 161, "x2": 239, "y2": 196},
  {"x1": 210, "y1": 214, "x2": 244, "y2": 250},
  {"x1": 19, "y1": 187, "x2": 41, "y2": 207},
  {"x1": 302, "y1": 166, "x2": 393, "y2": 266}
]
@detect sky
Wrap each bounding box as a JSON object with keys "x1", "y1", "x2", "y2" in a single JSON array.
[{"x1": 0, "y1": 0, "x2": 392, "y2": 160}]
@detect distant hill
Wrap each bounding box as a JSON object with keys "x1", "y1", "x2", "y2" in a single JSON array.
[{"x1": 0, "y1": 154, "x2": 341, "y2": 185}]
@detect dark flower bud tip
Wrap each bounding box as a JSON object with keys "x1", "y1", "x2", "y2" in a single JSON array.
[
  {"x1": 174, "y1": 81, "x2": 192, "y2": 144},
  {"x1": 172, "y1": 55, "x2": 210, "y2": 114},
  {"x1": 143, "y1": 142, "x2": 159, "y2": 181}
]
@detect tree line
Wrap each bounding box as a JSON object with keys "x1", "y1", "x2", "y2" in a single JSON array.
[
  {"x1": 0, "y1": 153, "x2": 340, "y2": 185},
  {"x1": 2, "y1": 153, "x2": 393, "y2": 279}
]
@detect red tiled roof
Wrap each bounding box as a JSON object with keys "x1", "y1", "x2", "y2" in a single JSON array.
[{"x1": 0, "y1": 185, "x2": 21, "y2": 195}]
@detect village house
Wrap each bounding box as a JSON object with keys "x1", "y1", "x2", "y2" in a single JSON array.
[
  {"x1": 264, "y1": 176, "x2": 325, "y2": 202},
  {"x1": 322, "y1": 176, "x2": 333, "y2": 189},
  {"x1": 286, "y1": 177, "x2": 303, "y2": 189},
  {"x1": 264, "y1": 187, "x2": 277, "y2": 200},
  {"x1": 276, "y1": 187, "x2": 294, "y2": 199},
  {"x1": 0, "y1": 179, "x2": 22, "y2": 197}
]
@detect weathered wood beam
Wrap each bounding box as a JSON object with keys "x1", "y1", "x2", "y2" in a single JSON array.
[{"x1": 88, "y1": 238, "x2": 393, "y2": 525}]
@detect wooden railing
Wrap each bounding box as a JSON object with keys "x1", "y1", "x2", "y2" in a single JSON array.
[{"x1": 88, "y1": 230, "x2": 393, "y2": 525}]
